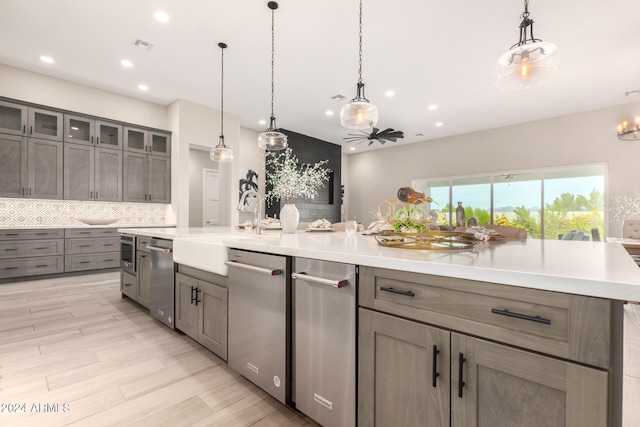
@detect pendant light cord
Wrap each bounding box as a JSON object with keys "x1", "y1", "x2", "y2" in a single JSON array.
[
  {"x1": 357, "y1": 0, "x2": 363, "y2": 84},
  {"x1": 270, "y1": 5, "x2": 276, "y2": 123},
  {"x1": 220, "y1": 44, "x2": 224, "y2": 139}
]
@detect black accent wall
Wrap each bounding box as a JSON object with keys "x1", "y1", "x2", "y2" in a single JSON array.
[{"x1": 265, "y1": 129, "x2": 341, "y2": 223}]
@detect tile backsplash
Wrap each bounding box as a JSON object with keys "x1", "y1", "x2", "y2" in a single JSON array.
[{"x1": 0, "y1": 198, "x2": 170, "y2": 227}]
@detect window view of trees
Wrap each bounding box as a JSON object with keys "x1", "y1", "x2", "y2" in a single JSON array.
[{"x1": 414, "y1": 165, "x2": 605, "y2": 240}]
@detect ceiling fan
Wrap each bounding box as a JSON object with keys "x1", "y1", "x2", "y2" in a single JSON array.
[{"x1": 343, "y1": 127, "x2": 404, "y2": 146}]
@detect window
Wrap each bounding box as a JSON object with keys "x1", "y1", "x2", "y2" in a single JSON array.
[{"x1": 413, "y1": 164, "x2": 606, "y2": 239}]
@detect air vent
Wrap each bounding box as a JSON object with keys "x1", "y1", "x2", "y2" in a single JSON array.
[
  {"x1": 625, "y1": 89, "x2": 640, "y2": 96},
  {"x1": 331, "y1": 94, "x2": 347, "y2": 101},
  {"x1": 134, "y1": 39, "x2": 154, "y2": 49}
]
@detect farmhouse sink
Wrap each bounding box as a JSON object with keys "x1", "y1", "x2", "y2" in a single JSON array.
[
  {"x1": 173, "y1": 233, "x2": 274, "y2": 276},
  {"x1": 173, "y1": 235, "x2": 238, "y2": 276}
]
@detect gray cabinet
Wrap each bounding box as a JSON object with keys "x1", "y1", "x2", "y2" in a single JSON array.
[
  {"x1": 0, "y1": 134, "x2": 27, "y2": 198},
  {"x1": 137, "y1": 249, "x2": 151, "y2": 309},
  {"x1": 64, "y1": 114, "x2": 123, "y2": 150},
  {"x1": 175, "y1": 268, "x2": 228, "y2": 361},
  {"x1": 0, "y1": 136, "x2": 62, "y2": 199},
  {"x1": 64, "y1": 143, "x2": 122, "y2": 201},
  {"x1": 0, "y1": 101, "x2": 62, "y2": 141},
  {"x1": 27, "y1": 138, "x2": 63, "y2": 199},
  {"x1": 451, "y1": 333, "x2": 607, "y2": 427},
  {"x1": 0, "y1": 229, "x2": 64, "y2": 280},
  {"x1": 121, "y1": 271, "x2": 137, "y2": 300},
  {"x1": 358, "y1": 266, "x2": 617, "y2": 427},
  {"x1": 124, "y1": 126, "x2": 170, "y2": 157},
  {"x1": 359, "y1": 309, "x2": 449, "y2": 427},
  {"x1": 123, "y1": 152, "x2": 171, "y2": 203},
  {"x1": 63, "y1": 228, "x2": 120, "y2": 273}
]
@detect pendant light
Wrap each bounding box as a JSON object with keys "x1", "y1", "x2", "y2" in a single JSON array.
[
  {"x1": 495, "y1": 0, "x2": 559, "y2": 90},
  {"x1": 340, "y1": 0, "x2": 378, "y2": 130},
  {"x1": 258, "y1": 1, "x2": 287, "y2": 151},
  {"x1": 210, "y1": 42, "x2": 234, "y2": 163}
]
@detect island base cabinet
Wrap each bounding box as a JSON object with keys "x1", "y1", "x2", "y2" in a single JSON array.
[
  {"x1": 175, "y1": 272, "x2": 228, "y2": 361},
  {"x1": 451, "y1": 333, "x2": 608, "y2": 427},
  {"x1": 359, "y1": 308, "x2": 450, "y2": 427}
]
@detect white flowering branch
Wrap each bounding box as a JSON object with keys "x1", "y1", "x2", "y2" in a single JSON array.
[
  {"x1": 265, "y1": 148, "x2": 331, "y2": 206},
  {"x1": 610, "y1": 193, "x2": 640, "y2": 222}
]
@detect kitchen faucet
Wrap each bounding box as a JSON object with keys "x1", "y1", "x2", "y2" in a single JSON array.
[{"x1": 237, "y1": 190, "x2": 265, "y2": 235}]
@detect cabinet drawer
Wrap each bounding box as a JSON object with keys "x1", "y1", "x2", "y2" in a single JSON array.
[
  {"x1": 359, "y1": 266, "x2": 612, "y2": 369},
  {"x1": 64, "y1": 251, "x2": 120, "y2": 272},
  {"x1": 136, "y1": 236, "x2": 151, "y2": 253},
  {"x1": 0, "y1": 229, "x2": 64, "y2": 240},
  {"x1": 121, "y1": 271, "x2": 137, "y2": 300},
  {"x1": 0, "y1": 256, "x2": 64, "y2": 279},
  {"x1": 65, "y1": 237, "x2": 120, "y2": 254},
  {"x1": 65, "y1": 228, "x2": 118, "y2": 238},
  {"x1": 0, "y1": 239, "x2": 64, "y2": 259}
]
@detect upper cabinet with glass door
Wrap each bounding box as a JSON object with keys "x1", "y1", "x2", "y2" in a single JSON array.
[
  {"x1": 64, "y1": 114, "x2": 123, "y2": 150},
  {"x1": 0, "y1": 100, "x2": 63, "y2": 141},
  {"x1": 124, "y1": 126, "x2": 170, "y2": 157}
]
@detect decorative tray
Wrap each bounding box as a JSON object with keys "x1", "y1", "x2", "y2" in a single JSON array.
[{"x1": 374, "y1": 230, "x2": 477, "y2": 250}]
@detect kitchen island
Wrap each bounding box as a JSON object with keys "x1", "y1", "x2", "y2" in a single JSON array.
[{"x1": 123, "y1": 227, "x2": 640, "y2": 426}]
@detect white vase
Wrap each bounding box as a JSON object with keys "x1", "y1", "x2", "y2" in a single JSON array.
[{"x1": 280, "y1": 203, "x2": 299, "y2": 234}]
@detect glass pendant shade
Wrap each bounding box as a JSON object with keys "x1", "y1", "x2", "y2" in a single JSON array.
[
  {"x1": 210, "y1": 136, "x2": 234, "y2": 162},
  {"x1": 495, "y1": 41, "x2": 559, "y2": 90},
  {"x1": 340, "y1": 99, "x2": 379, "y2": 130},
  {"x1": 258, "y1": 129, "x2": 288, "y2": 150}
]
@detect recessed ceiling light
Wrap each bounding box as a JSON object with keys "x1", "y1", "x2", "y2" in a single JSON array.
[
  {"x1": 330, "y1": 94, "x2": 347, "y2": 101},
  {"x1": 415, "y1": 133, "x2": 424, "y2": 137},
  {"x1": 121, "y1": 59, "x2": 134, "y2": 68},
  {"x1": 138, "y1": 84, "x2": 149, "y2": 91},
  {"x1": 435, "y1": 122, "x2": 443, "y2": 127},
  {"x1": 385, "y1": 90, "x2": 395, "y2": 97},
  {"x1": 349, "y1": 147, "x2": 356, "y2": 151},
  {"x1": 325, "y1": 110, "x2": 334, "y2": 116},
  {"x1": 428, "y1": 104, "x2": 438, "y2": 111},
  {"x1": 40, "y1": 56, "x2": 54, "y2": 64},
  {"x1": 258, "y1": 119, "x2": 267, "y2": 125},
  {"x1": 154, "y1": 10, "x2": 170, "y2": 22}
]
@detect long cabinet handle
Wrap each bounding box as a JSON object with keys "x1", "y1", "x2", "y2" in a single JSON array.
[
  {"x1": 458, "y1": 352, "x2": 466, "y2": 398},
  {"x1": 379, "y1": 286, "x2": 415, "y2": 297},
  {"x1": 432, "y1": 345, "x2": 440, "y2": 388},
  {"x1": 191, "y1": 286, "x2": 197, "y2": 304},
  {"x1": 195, "y1": 288, "x2": 201, "y2": 306},
  {"x1": 225, "y1": 260, "x2": 282, "y2": 276},
  {"x1": 491, "y1": 308, "x2": 551, "y2": 325},
  {"x1": 146, "y1": 246, "x2": 172, "y2": 254},
  {"x1": 291, "y1": 272, "x2": 349, "y2": 288},
  {"x1": 4, "y1": 248, "x2": 18, "y2": 251}
]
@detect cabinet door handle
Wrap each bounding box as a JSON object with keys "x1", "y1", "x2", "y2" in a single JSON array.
[
  {"x1": 124, "y1": 282, "x2": 132, "y2": 287},
  {"x1": 432, "y1": 345, "x2": 440, "y2": 388},
  {"x1": 103, "y1": 259, "x2": 114, "y2": 262},
  {"x1": 195, "y1": 288, "x2": 202, "y2": 306},
  {"x1": 79, "y1": 232, "x2": 90, "y2": 234},
  {"x1": 4, "y1": 233, "x2": 18, "y2": 236},
  {"x1": 23, "y1": 125, "x2": 26, "y2": 134},
  {"x1": 30, "y1": 125, "x2": 33, "y2": 135},
  {"x1": 79, "y1": 261, "x2": 91, "y2": 264},
  {"x1": 29, "y1": 188, "x2": 32, "y2": 196},
  {"x1": 35, "y1": 264, "x2": 48, "y2": 268},
  {"x1": 148, "y1": 194, "x2": 152, "y2": 201},
  {"x1": 4, "y1": 266, "x2": 18, "y2": 270},
  {"x1": 90, "y1": 191, "x2": 93, "y2": 199},
  {"x1": 79, "y1": 245, "x2": 91, "y2": 248},
  {"x1": 34, "y1": 247, "x2": 48, "y2": 250},
  {"x1": 191, "y1": 286, "x2": 197, "y2": 304},
  {"x1": 458, "y1": 352, "x2": 466, "y2": 398},
  {"x1": 379, "y1": 286, "x2": 415, "y2": 297},
  {"x1": 35, "y1": 233, "x2": 48, "y2": 235},
  {"x1": 103, "y1": 244, "x2": 114, "y2": 247},
  {"x1": 22, "y1": 187, "x2": 25, "y2": 195},
  {"x1": 144, "y1": 194, "x2": 147, "y2": 201},
  {"x1": 96, "y1": 137, "x2": 100, "y2": 144},
  {"x1": 491, "y1": 308, "x2": 551, "y2": 325},
  {"x1": 4, "y1": 248, "x2": 18, "y2": 251},
  {"x1": 96, "y1": 191, "x2": 99, "y2": 199},
  {"x1": 91, "y1": 136, "x2": 94, "y2": 144}
]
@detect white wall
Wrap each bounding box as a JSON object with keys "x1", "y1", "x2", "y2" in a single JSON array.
[{"x1": 347, "y1": 101, "x2": 640, "y2": 237}]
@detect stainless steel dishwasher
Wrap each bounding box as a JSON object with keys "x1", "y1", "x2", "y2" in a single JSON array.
[
  {"x1": 226, "y1": 248, "x2": 291, "y2": 404},
  {"x1": 147, "y1": 237, "x2": 175, "y2": 329},
  {"x1": 292, "y1": 258, "x2": 356, "y2": 427}
]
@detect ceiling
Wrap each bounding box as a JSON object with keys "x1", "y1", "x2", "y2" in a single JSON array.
[{"x1": 0, "y1": 0, "x2": 638, "y2": 154}]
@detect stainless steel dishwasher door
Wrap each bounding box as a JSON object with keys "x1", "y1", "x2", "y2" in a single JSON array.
[
  {"x1": 292, "y1": 258, "x2": 356, "y2": 427},
  {"x1": 148, "y1": 238, "x2": 175, "y2": 329},
  {"x1": 227, "y1": 249, "x2": 290, "y2": 405}
]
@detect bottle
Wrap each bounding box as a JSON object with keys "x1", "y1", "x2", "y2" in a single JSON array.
[
  {"x1": 456, "y1": 202, "x2": 465, "y2": 227},
  {"x1": 397, "y1": 187, "x2": 425, "y2": 203}
]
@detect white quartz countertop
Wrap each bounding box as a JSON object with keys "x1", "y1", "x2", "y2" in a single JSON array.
[
  {"x1": 1, "y1": 224, "x2": 176, "y2": 229},
  {"x1": 123, "y1": 227, "x2": 640, "y2": 302}
]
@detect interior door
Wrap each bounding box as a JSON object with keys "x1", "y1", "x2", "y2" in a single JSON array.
[{"x1": 203, "y1": 169, "x2": 220, "y2": 227}]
